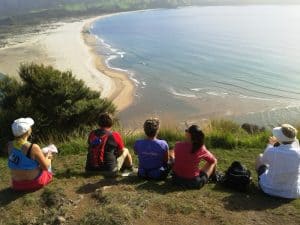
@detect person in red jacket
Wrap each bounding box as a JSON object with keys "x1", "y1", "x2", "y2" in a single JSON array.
[
  {"x1": 85, "y1": 113, "x2": 133, "y2": 176},
  {"x1": 172, "y1": 125, "x2": 217, "y2": 189}
]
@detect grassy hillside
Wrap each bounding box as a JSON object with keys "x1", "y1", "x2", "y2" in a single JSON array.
[{"x1": 0, "y1": 121, "x2": 299, "y2": 225}]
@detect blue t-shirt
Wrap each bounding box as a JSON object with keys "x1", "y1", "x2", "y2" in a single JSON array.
[{"x1": 134, "y1": 139, "x2": 169, "y2": 178}]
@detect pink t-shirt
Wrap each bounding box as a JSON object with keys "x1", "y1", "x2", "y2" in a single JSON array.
[{"x1": 173, "y1": 142, "x2": 216, "y2": 179}]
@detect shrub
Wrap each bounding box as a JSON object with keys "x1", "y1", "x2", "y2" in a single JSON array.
[
  {"x1": 205, "y1": 120, "x2": 271, "y2": 150},
  {"x1": 0, "y1": 63, "x2": 115, "y2": 147}
]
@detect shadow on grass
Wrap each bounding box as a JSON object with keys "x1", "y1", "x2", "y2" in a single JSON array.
[
  {"x1": 54, "y1": 168, "x2": 108, "y2": 179},
  {"x1": 76, "y1": 175, "x2": 183, "y2": 195},
  {"x1": 0, "y1": 187, "x2": 27, "y2": 207},
  {"x1": 213, "y1": 184, "x2": 293, "y2": 211},
  {"x1": 76, "y1": 178, "x2": 118, "y2": 194},
  {"x1": 120, "y1": 176, "x2": 185, "y2": 194}
]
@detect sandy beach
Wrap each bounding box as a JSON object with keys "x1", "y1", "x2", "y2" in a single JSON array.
[{"x1": 0, "y1": 15, "x2": 134, "y2": 112}]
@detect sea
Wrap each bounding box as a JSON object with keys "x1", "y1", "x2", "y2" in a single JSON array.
[{"x1": 90, "y1": 5, "x2": 300, "y2": 127}]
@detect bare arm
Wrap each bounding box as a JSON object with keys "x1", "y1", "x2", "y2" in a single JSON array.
[
  {"x1": 31, "y1": 144, "x2": 51, "y2": 170},
  {"x1": 201, "y1": 160, "x2": 217, "y2": 177}
]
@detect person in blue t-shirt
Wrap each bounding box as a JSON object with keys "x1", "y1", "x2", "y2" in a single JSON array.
[{"x1": 134, "y1": 118, "x2": 170, "y2": 180}]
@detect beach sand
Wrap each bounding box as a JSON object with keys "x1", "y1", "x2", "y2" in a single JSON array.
[{"x1": 0, "y1": 15, "x2": 134, "y2": 112}]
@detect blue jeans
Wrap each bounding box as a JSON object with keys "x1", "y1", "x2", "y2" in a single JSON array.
[{"x1": 172, "y1": 172, "x2": 208, "y2": 189}]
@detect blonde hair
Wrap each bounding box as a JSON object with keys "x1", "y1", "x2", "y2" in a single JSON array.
[{"x1": 14, "y1": 130, "x2": 30, "y2": 141}]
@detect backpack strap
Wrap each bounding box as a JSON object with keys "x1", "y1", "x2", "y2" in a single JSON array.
[
  {"x1": 88, "y1": 129, "x2": 112, "y2": 165},
  {"x1": 26, "y1": 143, "x2": 34, "y2": 159}
]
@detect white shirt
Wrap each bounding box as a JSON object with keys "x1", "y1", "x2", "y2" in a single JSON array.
[{"x1": 259, "y1": 142, "x2": 300, "y2": 199}]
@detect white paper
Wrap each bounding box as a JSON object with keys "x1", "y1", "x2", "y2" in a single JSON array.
[{"x1": 42, "y1": 144, "x2": 58, "y2": 154}]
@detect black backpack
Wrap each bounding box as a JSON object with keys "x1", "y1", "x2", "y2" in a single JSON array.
[{"x1": 222, "y1": 161, "x2": 252, "y2": 191}]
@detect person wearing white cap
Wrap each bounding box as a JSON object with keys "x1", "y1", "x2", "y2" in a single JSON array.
[
  {"x1": 7, "y1": 117, "x2": 53, "y2": 191},
  {"x1": 255, "y1": 124, "x2": 300, "y2": 199}
]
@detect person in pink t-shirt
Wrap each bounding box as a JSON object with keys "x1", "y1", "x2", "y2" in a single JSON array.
[{"x1": 172, "y1": 125, "x2": 217, "y2": 189}]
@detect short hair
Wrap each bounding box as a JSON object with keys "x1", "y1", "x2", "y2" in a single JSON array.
[
  {"x1": 98, "y1": 113, "x2": 113, "y2": 128},
  {"x1": 144, "y1": 118, "x2": 160, "y2": 138}
]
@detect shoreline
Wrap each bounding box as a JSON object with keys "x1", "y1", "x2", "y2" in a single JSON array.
[
  {"x1": 81, "y1": 15, "x2": 135, "y2": 111},
  {"x1": 0, "y1": 13, "x2": 135, "y2": 112},
  {"x1": 1, "y1": 6, "x2": 300, "y2": 128}
]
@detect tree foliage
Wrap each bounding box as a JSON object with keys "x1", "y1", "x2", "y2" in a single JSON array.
[{"x1": 0, "y1": 63, "x2": 115, "y2": 144}]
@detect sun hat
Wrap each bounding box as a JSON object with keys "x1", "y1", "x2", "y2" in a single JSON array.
[
  {"x1": 272, "y1": 124, "x2": 297, "y2": 143},
  {"x1": 11, "y1": 117, "x2": 34, "y2": 137}
]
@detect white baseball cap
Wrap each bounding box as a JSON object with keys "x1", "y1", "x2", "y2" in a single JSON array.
[
  {"x1": 272, "y1": 124, "x2": 297, "y2": 143},
  {"x1": 11, "y1": 117, "x2": 35, "y2": 137}
]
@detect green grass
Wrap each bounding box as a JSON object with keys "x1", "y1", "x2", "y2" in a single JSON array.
[
  {"x1": 1, "y1": 149, "x2": 300, "y2": 225},
  {"x1": 0, "y1": 121, "x2": 300, "y2": 224}
]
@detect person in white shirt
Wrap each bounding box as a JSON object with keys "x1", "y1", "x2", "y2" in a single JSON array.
[{"x1": 256, "y1": 124, "x2": 300, "y2": 199}]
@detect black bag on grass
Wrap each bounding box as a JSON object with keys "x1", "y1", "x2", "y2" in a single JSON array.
[{"x1": 222, "y1": 161, "x2": 252, "y2": 191}]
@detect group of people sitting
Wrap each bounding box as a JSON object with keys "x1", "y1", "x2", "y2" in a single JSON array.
[{"x1": 6, "y1": 113, "x2": 300, "y2": 199}]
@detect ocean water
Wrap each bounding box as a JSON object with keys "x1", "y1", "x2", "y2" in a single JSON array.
[{"x1": 91, "y1": 6, "x2": 300, "y2": 127}]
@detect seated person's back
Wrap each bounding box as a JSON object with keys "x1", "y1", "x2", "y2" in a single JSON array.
[
  {"x1": 86, "y1": 113, "x2": 133, "y2": 175},
  {"x1": 134, "y1": 118, "x2": 169, "y2": 180},
  {"x1": 256, "y1": 124, "x2": 300, "y2": 199},
  {"x1": 8, "y1": 117, "x2": 53, "y2": 191},
  {"x1": 172, "y1": 125, "x2": 217, "y2": 189},
  {"x1": 87, "y1": 128, "x2": 124, "y2": 171},
  {"x1": 173, "y1": 142, "x2": 215, "y2": 179}
]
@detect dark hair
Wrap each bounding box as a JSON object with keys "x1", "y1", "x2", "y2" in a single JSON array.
[
  {"x1": 98, "y1": 113, "x2": 113, "y2": 128},
  {"x1": 186, "y1": 125, "x2": 205, "y2": 153},
  {"x1": 144, "y1": 118, "x2": 160, "y2": 138}
]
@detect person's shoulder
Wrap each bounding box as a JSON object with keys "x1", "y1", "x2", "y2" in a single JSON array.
[
  {"x1": 156, "y1": 139, "x2": 168, "y2": 145},
  {"x1": 266, "y1": 145, "x2": 280, "y2": 152},
  {"x1": 263, "y1": 145, "x2": 279, "y2": 156},
  {"x1": 200, "y1": 145, "x2": 210, "y2": 152},
  {"x1": 111, "y1": 131, "x2": 122, "y2": 136},
  {"x1": 31, "y1": 143, "x2": 41, "y2": 151},
  {"x1": 88, "y1": 129, "x2": 103, "y2": 137},
  {"x1": 30, "y1": 143, "x2": 43, "y2": 155},
  {"x1": 155, "y1": 139, "x2": 169, "y2": 150},
  {"x1": 110, "y1": 131, "x2": 124, "y2": 141},
  {"x1": 200, "y1": 145, "x2": 215, "y2": 156}
]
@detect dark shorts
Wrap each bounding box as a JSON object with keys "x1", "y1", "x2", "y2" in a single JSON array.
[
  {"x1": 257, "y1": 165, "x2": 268, "y2": 188},
  {"x1": 138, "y1": 165, "x2": 171, "y2": 181},
  {"x1": 172, "y1": 172, "x2": 208, "y2": 189}
]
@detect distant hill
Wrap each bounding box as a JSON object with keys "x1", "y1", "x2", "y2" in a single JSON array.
[{"x1": 1, "y1": 0, "x2": 300, "y2": 18}]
